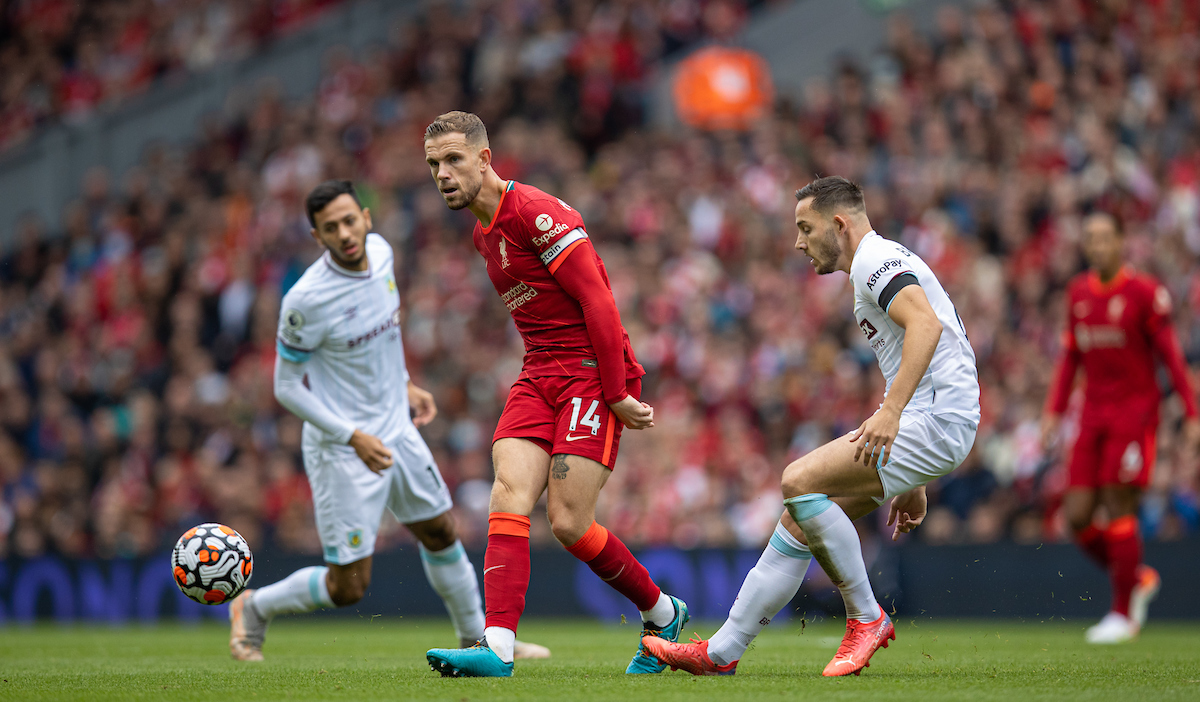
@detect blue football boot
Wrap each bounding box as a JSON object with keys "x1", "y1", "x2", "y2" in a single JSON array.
[
  {"x1": 427, "y1": 638, "x2": 514, "y2": 678},
  {"x1": 626, "y1": 595, "x2": 690, "y2": 674}
]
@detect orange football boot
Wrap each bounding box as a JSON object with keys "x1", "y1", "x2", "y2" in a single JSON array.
[
  {"x1": 640, "y1": 636, "x2": 738, "y2": 676},
  {"x1": 822, "y1": 606, "x2": 895, "y2": 677}
]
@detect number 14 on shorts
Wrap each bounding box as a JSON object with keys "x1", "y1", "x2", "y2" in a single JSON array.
[{"x1": 568, "y1": 397, "x2": 602, "y2": 436}]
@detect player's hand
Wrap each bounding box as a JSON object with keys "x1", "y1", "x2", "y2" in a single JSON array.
[
  {"x1": 886, "y1": 486, "x2": 927, "y2": 541},
  {"x1": 1040, "y1": 414, "x2": 1061, "y2": 451},
  {"x1": 610, "y1": 395, "x2": 654, "y2": 430},
  {"x1": 1183, "y1": 417, "x2": 1200, "y2": 450},
  {"x1": 850, "y1": 405, "x2": 900, "y2": 469},
  {"x1": 408, "y1": 381, "x2": 438, "y2": 427},
  {"x1": 348, "y1": 430, "x2": 393, "y2": 474}
]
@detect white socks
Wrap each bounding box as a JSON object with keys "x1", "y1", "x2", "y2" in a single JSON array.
[
  {"x1": 485, "y1": 626, "x2": 515, "y2": 663},
  {"x1": 785, "y1": 494, "x2": 879, "y2": 622},
  {"x1": 641, "y1": 591, "x2": 676, "y2": 628},
  {"x1": 420, "y1": 541, "x2": 485, "y2": 644},
  {"x1": 250, "y1": 565, "x2": 334, "y2": 620},
  {"x1": 708, "y1": 522, "x2": 812, "y2": 666}
]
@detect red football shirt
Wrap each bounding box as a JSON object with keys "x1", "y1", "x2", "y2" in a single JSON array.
[
  {"x1": 1046, "y1": 268, "x2": 1197, "y2": 422},
  {"x1": 472, "y1": 181, "x2": 644, "y2": 387}
]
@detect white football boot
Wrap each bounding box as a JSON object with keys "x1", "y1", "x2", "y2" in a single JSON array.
[
  {"x1": 1085, "y1": 611, "x2": 1137, "y2": 644},
  {"x1": 229, "y1": 589, "x2": 268, "y2": 661},
  {"x1": 1128, "y1": 565, "x2": 1161, "y2": 630}
]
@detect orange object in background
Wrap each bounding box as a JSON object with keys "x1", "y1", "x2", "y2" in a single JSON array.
[{"x1": 673, "y1": 46, "x2": 774, "y2": 131}]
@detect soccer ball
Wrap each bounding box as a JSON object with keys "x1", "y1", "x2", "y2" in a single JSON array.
[{"x1": 171, "y1": 523, "x2": 254, "y2": 605}]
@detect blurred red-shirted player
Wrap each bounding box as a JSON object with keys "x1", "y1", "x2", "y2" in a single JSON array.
[
  {"x1": 1042, "y1": 212, "x2": 1200, "y2": 644},
  {"x1": 421, "y1": 111, "x2": 689, "y2": 678}
]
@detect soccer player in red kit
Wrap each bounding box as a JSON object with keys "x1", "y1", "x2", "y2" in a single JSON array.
[
  {"x1": 421, "y1": 111, "x2": 689, "y2": 677},
  {"x1": 1042, "y1": 212, "x2": 1199, "y2": 644}
]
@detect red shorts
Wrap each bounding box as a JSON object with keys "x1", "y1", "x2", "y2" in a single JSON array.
[
  {"x1": 494, "y1": 374, "x2": 641, "y2": 469},
  {"x1": 1067, "y1": 419, "x2": 1157, "y2": 489}
]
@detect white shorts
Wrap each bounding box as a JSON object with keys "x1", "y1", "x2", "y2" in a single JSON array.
[
  {"x1": 302, "y1": 427, "x2": 453, "y2": 565},
  {"x1": 873, "y1": 410, "x2": 977, "y2": 503}
]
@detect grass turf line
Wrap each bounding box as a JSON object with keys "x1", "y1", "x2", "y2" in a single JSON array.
[{"x1": 1, "y1": 618, "x2": 1198, "y2": 701}]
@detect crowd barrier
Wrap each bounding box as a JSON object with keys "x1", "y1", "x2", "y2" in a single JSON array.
[{"x1": 3, "y1": 539, "x2": 1198, "y2": 624}]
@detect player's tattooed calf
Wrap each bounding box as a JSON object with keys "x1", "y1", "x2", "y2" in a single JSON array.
[{"x1": 551, "y1": 454, "x2": 570, "y2": 480}]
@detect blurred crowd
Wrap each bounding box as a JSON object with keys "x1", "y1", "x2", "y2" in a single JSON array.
[
  {"x1": 3, "y1": 0, "x2": 1200, "y2": 562},
  {"x1": 0, "y1": 0, "x2": 349, "y2": 150}
]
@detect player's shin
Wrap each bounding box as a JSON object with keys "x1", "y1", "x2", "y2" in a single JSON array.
[
  {"x1": 708, "y1": 522, "x2": 812, "y2": 666},
  {"x1": 250, "y1": 566, "x2": 335, "y2": 619},
  {"x1": 1075, "y1": 524, "x2": 1109, "y2": 567},
  {"x1": 1104, "y1": 515, "x2": 1142, "y2": 617},
  {"x1": 420, "y1": 541, "x2": 485, "y2": 645},
  {"x1": 483, "y1": 513, "x2": 532, "y2": 664},
  {"x1": 564, "y1": 521, "x2": 665, "y2": 621},
  {"x1": 784, "y1": 494, "x2": 879, "y2": 622}
]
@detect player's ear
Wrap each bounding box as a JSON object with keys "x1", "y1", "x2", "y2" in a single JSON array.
[
  {"x1": 310, "y1": 226, "x2": 323, "y2": 247},
  {"x1": 361, "y1": 207, "x2": 373, "y2": 231},
  {"x1": 478, "y1": 146, "x2": 492, "y2": 171}
]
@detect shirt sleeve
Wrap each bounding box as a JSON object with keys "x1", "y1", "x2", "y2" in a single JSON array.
[
  {"x1": 549, "y1": 240, "x2": 629, "y2": 404},
  {"x1": 1144, "y1": 283, "x2": 1199, "y2": 418},
  {"x1": 851, "y1": 242, "x2": 920, "y2": 313},
  {"x1": 516, "y1": 196, "x2": 590, "y2": 274},
  {"x1": 273, "y1": 354, "x2": 357, "y2": 443},
  {"x1": 276, "y1": 287, "x2": 330, "y2": 362}
]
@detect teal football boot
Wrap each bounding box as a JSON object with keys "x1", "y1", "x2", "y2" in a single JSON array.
[
  {"x1": 427, "y1": 639, "x2": 514, "y2": 678},
  {"x1": 626, "y1": 595, "x2": 690, "y2": 674}
]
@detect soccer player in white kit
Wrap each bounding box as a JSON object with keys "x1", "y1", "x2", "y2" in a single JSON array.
[
  {"x1": 228, "y1": 180, "x2": 548, "y2": 661},
  {"x1": 644, "y1": 176, "x2": 979, "y2": 677}
]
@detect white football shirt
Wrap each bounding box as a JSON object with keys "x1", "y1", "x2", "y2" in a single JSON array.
[
  {"x1": 848, "y1": 231, "x2": 980, "y2": 426},
  {"x1": 276, "y1": 233, "x2": 412, "y2": 447}
]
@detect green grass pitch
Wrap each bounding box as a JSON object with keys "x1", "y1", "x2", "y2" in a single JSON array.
[{"x1": 2, "y1": 618, "x2": 1198, "y2": 701}]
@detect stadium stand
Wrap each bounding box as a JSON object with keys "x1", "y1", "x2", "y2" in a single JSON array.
[{"x1": 1, "y1": 0, "x2": 1198, "y2": 562}]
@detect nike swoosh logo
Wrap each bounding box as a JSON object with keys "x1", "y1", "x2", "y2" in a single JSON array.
[
  {"x1": 601, "y1": 564, "x2": 625, "y2": 582},
  {"x1": 564, "y1": 434, "x2": 590, "y2": 442},
  {"x1": 484, "y1": 565, "x2": 506, "y2": 574}
]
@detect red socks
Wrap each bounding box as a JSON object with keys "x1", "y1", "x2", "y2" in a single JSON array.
[
  {"x1": 1074, "y1": 524, "x2": 1108, "y2": 567},
  {"x1": 484, "y1": 513, "x2": 532, "y2": 632},
  {"x1": 1104, "y1": 515, "x2": 1141, "y2": 617},
  {"x1": 565, "y1": 521, "x2": 661, "y2": 612}
]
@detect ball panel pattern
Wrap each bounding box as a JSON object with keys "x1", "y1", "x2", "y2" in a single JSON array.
[{"x1": 171, "y1": 523, "x2": 254, "y2": 605}]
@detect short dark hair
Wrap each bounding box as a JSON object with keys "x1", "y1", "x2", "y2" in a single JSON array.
[
  {"x1": 795, "y1": 176, "x2": 865, "y2": 214},
  {"x1": 424, "y1": 111, "x2": 489, "y2": 147},
  {"x1": 1084, "y1": 210, "x2": 1124, "y2": 236},
  {"x1": 306, "y1": 180, "x2": 361, "y2": 227}
]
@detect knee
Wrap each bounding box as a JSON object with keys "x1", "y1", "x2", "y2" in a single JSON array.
[
  {"x1": 781, "y1": 459, "x2": 814, "y2": 499},
  {"x1": 547, "y1": 506, "x2": 590, "y2": 547},
  {"x1": 1063, "y1": 505, "x2": 1093, "y2": 534},
  {"x1": 327, "y1": 572, "x2": 369, "y2": 607},
  {"x1": 419, "y1": 516, "x2": 458, "y2": 552}
]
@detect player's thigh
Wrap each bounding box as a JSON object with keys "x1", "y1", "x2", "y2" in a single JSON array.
[
  {"x1": 873, "y1": 414, "x2": 976, "y2": 502},
  {"x1": 491, "y1": 437, "x2": 551, "y2": 514},
  {"x1": 549, "y1": 374, "x2": 639, "y2": 469},
  {"x1": 1067, "y1": 422, "x2": 1104, "y2": 490},
  {"x1": 385, "y1": 430, "x2": 453, "y2": 528},
  {"x1": 1097, "y1": 422, "x2": 1156, "y2": 490},
  {"x1": 303, "y1": 440, "x2": 389, "y2": 566},
  {"x1": 781, "y1": 430, "x2": 886, "y2": 500},
  {"x1": 545, "y1": 453, "x2": 611, "y2": 542}
]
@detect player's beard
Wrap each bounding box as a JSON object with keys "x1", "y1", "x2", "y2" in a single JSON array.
[
  {"x1": 327, "y1": 236, "x2": 367, "y2": 269},
  {"x1": 446, "y1": 175, "x2": 483, "y2": 211},
  {"x1": 811, "y1": 225, "x2": 843, "y2": 275}
]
